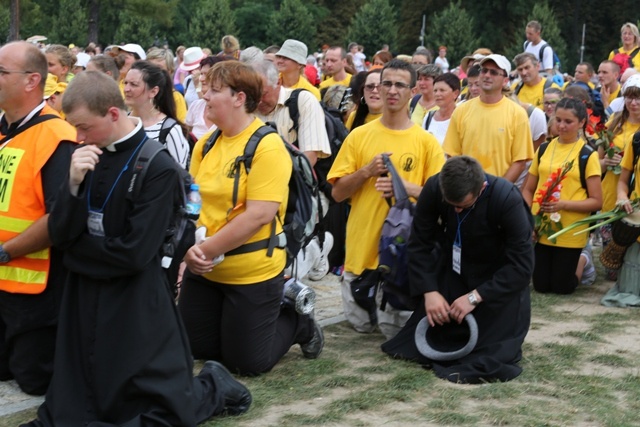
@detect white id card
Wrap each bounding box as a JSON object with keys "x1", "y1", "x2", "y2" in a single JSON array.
[
  {"x1": 452, "y1": 244, "x2": 461, "y2": 274},
  {"x1": 87, "y1": 211, "x2": 105, "y2": 237}
]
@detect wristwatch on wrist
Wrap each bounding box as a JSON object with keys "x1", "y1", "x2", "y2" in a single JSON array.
[
  {"x1": 0, "y1": 245, "x2": 11, "y2": 263},
  {"x1": 467, "y1": 291, "x2": 479, "y2": 306}
]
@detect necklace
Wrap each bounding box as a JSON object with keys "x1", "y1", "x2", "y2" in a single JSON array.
[{"x1": 549, "y1": 137, "x2": 579, "y2": 170}]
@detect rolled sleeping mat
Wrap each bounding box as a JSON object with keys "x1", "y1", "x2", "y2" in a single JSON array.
[{"x1": 283, "y1": 277, "x2": 316, "y2": 315}]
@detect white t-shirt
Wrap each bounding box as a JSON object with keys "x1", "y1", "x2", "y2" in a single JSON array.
[
  {"x1": 183, "y1": 75, "x2": 200, "y2": 109},
  {"x1": 144, "y1": 117, "x2": 190, "y2": 169},
  {"x1": 185, "y1": 99, "x2": 217, "y2": 140},
  {"x1": 424, "y1": 116, "x2": 450, "y2": 145},
  {"x1": 524, "y1": 39, "x2": 554, "y2": 71},
  {"x1": 529, "y1": 106, "x2": 547, "y2": 141},
  {"x1": 434, "y1": 56, "x2": 449, "y2": 73}
]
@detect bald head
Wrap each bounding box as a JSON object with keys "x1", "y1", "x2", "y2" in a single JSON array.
[{"x1": 0, "y1": 42, "x2": 49, "y2": 120}]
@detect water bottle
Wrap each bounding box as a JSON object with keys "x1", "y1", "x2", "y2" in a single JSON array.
[{"x1": 185, "y1": 183, "x2": 202, "y2": 221}]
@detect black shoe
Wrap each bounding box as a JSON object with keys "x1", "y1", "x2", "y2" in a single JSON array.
[
  {"x1": 201, "y1": 361, "x2": 252, "y2": 416},
  {"x1": 300, "y1": 320, "x2": 324, "y2": 359}
]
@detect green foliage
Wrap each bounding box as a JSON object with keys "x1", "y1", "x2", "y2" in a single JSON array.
[
  {"x1": 347, "y1": 0, "x2": 398, "y2": 59},
  {"x1": 113, "y1": 10, "x2": 157, "y2": 47},
  {"x1": 49, "y1": 0, "x2": 88, "y2": 46},
  {"x1": 425, "y1": 1, "x2": 478, "y2": 68},
  {"x1": 234, "y1": 2, "x2": 275, "y2": 49},
  {"x1": 188, "y1": 0, "x2": 237, "y2": 50},
  {"x1": 315, "y1": 0, "x2": 367, "y2": 49},
  {"x1": 267, "y1": 0, "x2": 317, "y2": 52}
]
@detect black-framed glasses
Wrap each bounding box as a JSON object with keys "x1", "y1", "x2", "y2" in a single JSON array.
[
  {"x1": 0, "y1": 69, "x2": 33, "y2": 76},
  {"x1": 380, "y1": 80, "x2": 411, "y2": 90},
  {"x1": 480, "y1": 67, "x2": 505, "y2": 77},
  {"x1": 363, "y1": 83, "x2": 379, "y2": 91},
  {"x1": 543, "y1": 99, "x2": 560, "y2": 106}
]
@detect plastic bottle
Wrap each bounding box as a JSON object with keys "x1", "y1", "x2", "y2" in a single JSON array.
[{"x1": 185, "y1": 183, "x2": 202, "y2": 220}]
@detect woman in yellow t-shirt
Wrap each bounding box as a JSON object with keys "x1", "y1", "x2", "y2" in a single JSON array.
[
  {"x1": 598, "y1": 82, "x2": 640, "y2": 280},
  {"x1": 346, "y1": 69, "x2": 383, "y2": 131},
  {"x1": 523, "y1": 98, "x2": 602, "y2": 294},
  {"x1": 608, "y1": 22, "x2": 640, "y2": 73},
  {"x1": 179, "y1": 61, "x2": 320, "y2": 376}
]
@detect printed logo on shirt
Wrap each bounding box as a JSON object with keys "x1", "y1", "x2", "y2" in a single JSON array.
[
  {"x1": 0, "y1": 147, "x2": 24, "y2": 211},
  {"x1": 399, "y1": 153, "x2": 418, "y2": 172}
]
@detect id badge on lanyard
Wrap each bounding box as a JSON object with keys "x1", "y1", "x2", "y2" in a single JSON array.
[
  {"x1": 87, "y1": 210, "x2": 106, "y2": 237},
  {"x1": 452, "y1": 244, "x2": 461, "y2": 274}
]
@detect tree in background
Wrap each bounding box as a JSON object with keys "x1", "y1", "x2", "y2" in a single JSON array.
[
  {"x1": 425, "y1": 1, "x2": 478, "y2": 70},
  {"x1": 234, "y1": 1, "x2": 274, "y2": 49},
  {"x1": 49, "y1": 0, "x2": 88, "y2": 46},
  {"x1": 188, "y1": 0, "x2": 237, "y2": 50},
  {"x1": 267, "y1": 0, "x2": 316, "y2": 52},
  {"x1": 347, "y1": 0, "x2": 398, "y2": 59},
  {"x1": 315, "y1": 0, "x2": 367, "y2": 49},
  {"x1": 113, "y1": 11, "x2": 156, "y2": 47}
]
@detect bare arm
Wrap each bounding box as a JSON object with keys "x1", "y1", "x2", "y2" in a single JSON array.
[
  {"x1": 2, "y1": 215, "x2": 51, "y2": 259},
  {"x1": 503, "y1": 160, "x2": 527, "y2": 183}
]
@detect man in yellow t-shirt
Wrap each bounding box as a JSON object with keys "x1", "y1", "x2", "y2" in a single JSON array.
[
  {"x1": 512, "y1": 52, "x2": 560, "y2": 110},
  {"x1": 445, "y1": 54, "x2": 534, "y2": 182},
  {"x1": 328, "y1": 59, "x2": 444, "y2": 339},
  {"x1": 597, "y1": 60, "x2": 622, "y2": 111},
  {"x1": 319, "y1": 46, "x2": 352, "y2": 95}
]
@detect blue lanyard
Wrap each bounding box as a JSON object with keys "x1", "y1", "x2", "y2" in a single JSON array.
[
  {"x1": 87, "y1": 136, "x2": 148, "y2": 213},
  {"x1": 453, "y1": 178, "x2": 491, "y2": 247}
]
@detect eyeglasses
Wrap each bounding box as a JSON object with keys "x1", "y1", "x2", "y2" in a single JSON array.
[
  {"x1": 543, "y1": 100, "x2": 559, "y2": 106},
  {"x1": 363, "y1": 83, "x2": 379, "y2": 91},
  {"x1": 624, "y1": 96, "x2": 640, "y2": 103},
  {"x1": 380, "y1": 80, "x2": 411, "y2": 90},
  {"x1": 480, "y1": 67, "x2": 505, "y2": 77},
  {"x1": 0, "y1": 69, "x2": 33, "y2": 76}
]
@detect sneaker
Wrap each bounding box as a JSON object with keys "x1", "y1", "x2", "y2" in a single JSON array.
[
  {"x1": 300, "y1": 320, "x2": 324, "y2": 359},
  {"x1": 199, "y1": 361, "x2": 252, "y2": 416},
  {"x1": 308, "y1": 232, "x2": 334, "y2": 281},
  {"x1": 580, "y1": 245, "x2": 596, "y2": 286}
]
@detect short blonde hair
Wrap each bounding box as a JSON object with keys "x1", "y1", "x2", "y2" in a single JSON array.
[{"x1": 621, "y1": 22, "x2": 640, "y2": 46}]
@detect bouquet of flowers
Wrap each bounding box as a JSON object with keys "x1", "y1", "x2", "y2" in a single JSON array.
[
  {"x1": 533, "y1": 160, "x2": 575, "y2": 242},
  {"x1": 592, "y1": 122, "x2": 623, "y2": 174},
  {"x1": 548, "y1": 195, "x2": 640, "y2": 242}
]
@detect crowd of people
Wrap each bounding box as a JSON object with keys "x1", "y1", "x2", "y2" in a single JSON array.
[{"x1": 2, "y1": 18, "x2": 640, "y2": 424}]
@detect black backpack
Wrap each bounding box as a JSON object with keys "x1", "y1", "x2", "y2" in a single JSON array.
[
  {"x1": 284, "y1": 88, "x2": 349, "y2": 202},
  {"x1": 202, "y1": 124, "x2": 320, "y2": 266},
  {"x1": 127, "y1": 139, "x2": 196, "y2": 296},
  {"x1": 158, "y1": 117, "x2": 198, "y2": 168},
  {"x1": 629, "y1": 131, "x2": 640, "y2": 194}
]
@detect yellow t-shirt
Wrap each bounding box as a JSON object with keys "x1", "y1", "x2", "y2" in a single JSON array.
[
  {"x1": 621, "y1": 138, "x2": 640, "y2": 197},
  {"x1": 410, "y1": 101, "x2": 438, "y2": 126},
  {"x1": 319, "y1": 73, "x2": 353, "y2": 90},
  {"x1": 529, "y1": 138, "x2": 601, "y2": 248},
  {"x1": 286, "y1": 75, "x2": 321, "y2": 101},
  {"x1": 190, "y1": 118, "x2": 291, "y2": 284},
  {"x1": 608, "y1": 47, "x2": 640, "y2": 72},
  {"x1": 444, "y1": 97, "x2": 534, "y2": 177},
  {"x1": 513, "y1": 78, "x2": 560, "y2": 110},
  {"x1": 602, "y1": 121, "x2": 640, "y2": 211},
  {"x1": 173, "y1": 90, "x2": 187, "y2": 123},
  {"x1": 327, "y1": 120, "x2": 445, "y2": 275},
  {"x1": 345, "y1": 111, "x2": 382, "y2": 131}
]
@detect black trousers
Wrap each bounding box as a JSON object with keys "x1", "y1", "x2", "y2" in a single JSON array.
[
  {"x1": 0, "y1": 285, "x2": 58, "y2": 395},
  {"x1": 179, "y1": 271, "x2": 314, "y2": 376},
  {"x1": 533, "y1": 243, "x2": 581, "y2": 295}
]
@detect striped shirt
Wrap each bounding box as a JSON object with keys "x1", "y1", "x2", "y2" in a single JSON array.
[{"x1": 144, "y1": 117, "x2": 190, "y2": 169}]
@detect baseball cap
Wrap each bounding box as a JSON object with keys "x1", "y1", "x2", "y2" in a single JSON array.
[
  {"x1": 479, "y1": 54, "x2": 511, "y2": 74},
  {"x1": 115, "y1": 43, "x2": 146, "y2": 60}
]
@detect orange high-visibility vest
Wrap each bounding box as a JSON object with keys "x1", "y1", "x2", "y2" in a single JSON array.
[{"x1": 0, "y1": 105, "x2": 77, "y2": 294}]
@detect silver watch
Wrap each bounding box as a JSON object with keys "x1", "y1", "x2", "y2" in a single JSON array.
[{"x1": 467, "y1": 292, "x2": 479, "y2": 306}]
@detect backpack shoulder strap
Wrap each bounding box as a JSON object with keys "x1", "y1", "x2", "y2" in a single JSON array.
[
  {"x1": 284, "y1": 89, "x2": 303, "y2": 136},
  {"x1": 526, "y1": 105, "x2": 535, "y2": 118},
  {"x1": 202, "y1": 129, "x2": 222, "y2": 158},
  {"x1": 127, "y1": 138, "x2": 166, "y2": 201},
  {"x1": 409, "y1": 94, "x2": 421, "y2": 114},
  {"x1": 578, "y1": 143, "x2": 596, "y2": 192},
  {"x1": 158, "y1": 117, "x2": 178, "y2": 145},
  {"x1": 630, "y1": 47, "x2": 640, "y2": 60},
  {"x1": 613, "y1": 48, "x2": 620, "y2": 55},
  {"x1": 543, "y1": 78, "x2": 553, "y2": 90},
  {"x1": 514, "y1": 81, "x2": 524, "y2": 96},
  {"x1": 423, "y1": 110, "x2": 436, "y2": 130},
  {"x1": 537, "y1": 141, "x2": 550, "y2": 164},
  {"x1": 539, "y1": 43, "x2": 549, "y2": 64}
]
